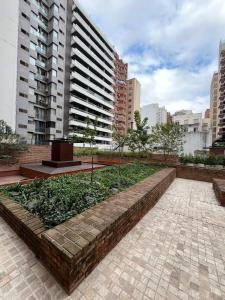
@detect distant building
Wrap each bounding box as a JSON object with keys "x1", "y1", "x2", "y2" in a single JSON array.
[
  {"x1": 173, "y1": 110, "x2": 212, "y2": 154},
  {"x1": 218, "y1": 41, "x2": 225, "y2": 138},
  {"x1": 210, "y1": 72, "x2": 219, "y2": 141},
  {"x1": 204, "y1": 108, "x2": 210, "y2": 119},
  {"x1": 141, "y1": 103, "x2": 167, "y2": 132},
  {"x1": 113, "y1": 53, "x2": 128, "y2": 135},
  {"x1": 126, "y1": 78, "x2": 141, "y2": 130},
  {"x1": 167, "y1": 112, "x2": 173, "y2": 124}
]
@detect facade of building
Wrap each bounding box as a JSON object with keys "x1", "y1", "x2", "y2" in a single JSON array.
[
  {"x1": 68, "y1": 2, "x2": 114, "y2": 148},
  {"x1": 14, "y1": 0, "x2": 68, "y2": 144},
  {"x1": 218, "y1": 41, "x2": 225, "y2": 138},
  {"x1": 126, "y1": 78, "x2": 141, "y2": 130},
  {"x1": 141, "y1": 103, "x2": 167, "y2": 132},
  {"x1": 204, "y1": 108, "x2": 210, "y2": 119},
  {"x1": 173, "y1": 110, "x2": 212, "y2": 154},
  {"x1": 113, "y1": 52, "x2": 128, "y2": 135},
  {"x1": 210, "y1": 72, "x2": 219, "y2": 141},
  {"x1": 0, "y1": 0, "x2": 123, "y2": 148},
  {"x1": 0, "y1": 0, "x2": 20, "y2": 130}
]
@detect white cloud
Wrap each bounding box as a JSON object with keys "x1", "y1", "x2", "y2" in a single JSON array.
[{"x1": 77, "y1": 0, "x2": 225, "y2": 113}]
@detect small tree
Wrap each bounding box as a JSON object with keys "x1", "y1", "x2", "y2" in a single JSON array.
[
  {"x1": 127, "y1": 111, "x2": 152, "y2": 154},
  {"x1": 71, "y1": 117, "x2": 97, "y2": 183},
  {"x1": 0, "y1": 120, "x2": 27, "y2": 164},
  {"x1": 151, "y1": 123, "x2": 185, "y2": 160}
]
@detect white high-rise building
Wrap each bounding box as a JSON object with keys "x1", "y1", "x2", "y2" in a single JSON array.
[{"x1": 141, "y1": 103, "x2": 167, "y2": 132}]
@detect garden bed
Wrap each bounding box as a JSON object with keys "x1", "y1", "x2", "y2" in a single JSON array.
[
  {"x1": 0, "y1": 164, "x2": 176, "y2": 294},
  {"x1": 1, "y1": 163, "x2": 162, "y2": 228}
]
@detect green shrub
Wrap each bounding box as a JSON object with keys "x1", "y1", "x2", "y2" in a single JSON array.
[{"x1": 1, "y1": 163, "x2": 161, "y2": 228}]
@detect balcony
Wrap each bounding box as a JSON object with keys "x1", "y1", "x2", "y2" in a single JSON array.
[
  {"x1": 35, "y1": 74, "x2": 48, "y2": 82},
  {"x1": 35, "y1": 127, "x2": 46, "y2": 133},
  {"x1": 70, "y1": 95, "x2": 113, "y2": 117},
  {"x1": 36, "y1": 46, "x2": 47, "y2": 56},
  {"x1": 35, "y1": 60, "x2": 46, "y2": 69},
  {"x1": 69, "y1": 107, "x2": 112, "y2": 126}
]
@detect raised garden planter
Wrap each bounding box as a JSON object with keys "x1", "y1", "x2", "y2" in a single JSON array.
[
  {"x1": 176, "y1": 164, "x2": 225, "y2": 182},
  {"x1": 0, "y1": 167, "x2": 175, "y2": 294}
]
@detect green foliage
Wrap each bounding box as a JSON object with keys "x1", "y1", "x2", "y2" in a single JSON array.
[
  {"x1": 0, "y1": 120, "x2": 27, "y2": 164},
  {"x1": 151, "y1": 123, "x2": 185, "y2": 157},
  {"x1": 1, "y1": 163, "x2": 161, "y2": 228},
  {"x1": 127, "y1": 111, "x2": 153, "y2": 153},
  {"x1": 180, "y1": 154, "x2": 225, "y2": 166}
]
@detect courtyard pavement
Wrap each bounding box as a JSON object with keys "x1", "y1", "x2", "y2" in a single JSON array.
[{"x1": 1, "y1": 178, "x2": 225, "y2": 299}]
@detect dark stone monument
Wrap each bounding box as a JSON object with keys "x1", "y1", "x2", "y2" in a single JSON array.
[{"x1": 42, "y1": 139, "x2": 82, "y2": 168}]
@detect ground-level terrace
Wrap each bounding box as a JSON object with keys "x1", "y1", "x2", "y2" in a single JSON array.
[{"x1": 1, "y1": 178, "x2": 225, "y2": 300}]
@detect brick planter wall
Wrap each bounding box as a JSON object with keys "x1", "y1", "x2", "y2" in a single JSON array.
[
  {"x1": 78, "y1": 154, "x2": 178, "y2": 166},
  {"x1": 213, "y1": 179, "x2": 225, "y2": 205},
  {"x1": 0, "y1": 168, "x2": 175, "y2": 294},
  {"x1": 176, "y1": 165, "x2": 225, "y2": 182},
  {"x1": 17, "y1": 145, "x2": 51, "y2": 164}
]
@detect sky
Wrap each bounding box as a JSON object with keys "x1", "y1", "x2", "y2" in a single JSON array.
[{"x1": 79, "y1": 0, "x2": 225, "y2": 114}]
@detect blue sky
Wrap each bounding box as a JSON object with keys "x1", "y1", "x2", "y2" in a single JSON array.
[{"x1": 79, "y1": 0, "x2": 225, "y2": 114}]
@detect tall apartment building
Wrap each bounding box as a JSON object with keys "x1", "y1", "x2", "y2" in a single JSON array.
[
  {"x1": 127, "y1": 78, "x2": 141, "y2": 130},
  {"x1": 141, "y1": 103, "x2": 167, "y2": 132},
  {"x1": 210, "y1": 72, "x2": 219, "y2": 141},
  {"x1": 15, "y1": 0, "x2": 68, "y2": 144},
  {"x1": 68, "y1": 2, "x2": 114, "y2": 148},
  {"x1": 113, "y1": 52, "x2": 128, "y2": 135},
  {"x1": 0, "y1": 1, "x2": 125, "y2": 148},
  {"x1": 218, "y1": 41, "x2": 225, "y2": 138}
]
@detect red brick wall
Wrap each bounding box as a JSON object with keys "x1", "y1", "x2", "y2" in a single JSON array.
[
  {"x1": 176, "y1": 165, "x2": 225, "y2": 182},
  {"x1": 17, "y1": 145, "x2": 51, "y2": 164}
]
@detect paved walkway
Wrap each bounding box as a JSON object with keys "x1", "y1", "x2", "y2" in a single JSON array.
[{"x1": 1, "y1": 178, "x2": 225, "y2": 300}]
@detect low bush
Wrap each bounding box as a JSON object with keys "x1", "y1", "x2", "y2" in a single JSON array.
[
  {"x1": 180, "y1": 154, "x2": 225, "y2": 166},
  {"x1": 1, "y1": 163, "x2": 162, "y2": 228}
]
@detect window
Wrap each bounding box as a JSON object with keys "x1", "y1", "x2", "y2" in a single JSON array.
[
  {"x1": 19, "y1": 108, "x2": 28, "y2": 113},
  {"x1": 58, "y1": 80, "x2": 63, "y2": 85},
  {"x1": 24, "y1": 0, "x2": 30, "y2": 4},
  {"x1": 57, "y1": 92, "x2": 62, "y2": 97},
  {"x1": 49, "y1": 95, "x2": 56, "y2": 103},
  {"x1": 29, "y1": 87, "x2": 35, "y2": 95},
  {"x1": 46, "y1": 121, "x2": 55, "y2": 128},
  {"x1": 53, "y1": 4, "x2": 59, "y2": 13},
  {"x1": 29, "y1": 57, "x2": 36, "y2": 65},
  {"x1": 52, "y1": 56, "x2": 57, "y2": 64},
  {"x1": 60, "y1": 17, "x2": 65, "y2": 24},
  {"x1": 19, "y1": 93, "x2": 28, "y2": 98},
  {"x1": 21, "y1": 28, "x2": 29, "y2": 36},
  {"x1": 31, "y1": 12, "x2": 38, "y2": 20},
  {"x1": 30, "y1": 41, "x2": 36, "y2": 51},
  {"x1": 52, "y1": 30, "x2": 58, "y2": 39},
  {"x1": 29, "y1": 72, "x2": 35, "y2": 80},
  {"x1": 59, "y1": 55, "x2": 64, "y2": 61},
  {"x1": 20, "y1": 76, "x2": 28, "y2": 83},
  {"x1": 52, "y1": 69, "x2": 57, "y2": 77},
  {"x1": 20, "y1": 60, "x2": 29, "y2": 67},
  {"x1": 21, "y1": 44, "x2": 29, "y2": 52},
  {"x1": 57, "y1": 105, "x2": 62, "y2": 109},
  {"x1": 56, "y1": 130, "x2": 62, "y2": 133},
  {"x1": 57, "y1": 118, "x2": 62, "y2": 121},
  {"x1": 21, "y1": 12, "x2": 30, "y2": 21},
  {"x1": 59, "y1": 42, "x2": 64, "y2": 48},
  {"x1": 51, "y1": 83, "x2": 57, "y2": 90},
  {"x1": 52, "y1": 43, "x2": 58, "y2": 52},
  {"x1": 58, "y1": 67, "x2": 63, "y2": 72},
  {"x1": 18, "y1": 124, "x2": 27, "y2": 129},
  {"x1": 59, "y1": 29, "x2": 64, "y2": 36},
  {"x1": 28, "y1": 120, "x2": 33, "y2": 124},
  {"x1": 60, "y1": 4, "x2": 65, "y2": 11}
]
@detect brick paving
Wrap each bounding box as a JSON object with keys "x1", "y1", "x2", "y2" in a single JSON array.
[{"x1": 1, "y1": 178, "x2": 225, "y2": 299}]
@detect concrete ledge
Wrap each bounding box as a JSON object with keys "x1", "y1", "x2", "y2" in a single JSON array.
[
  {"x1": 0, "y1": 168, "x2": 176, "y2": 294},
  {"x1": 176, "y1": 165, "x2": 225, "y2": 182},
  {"x1": 213, "y1": 178, "x2": 225, "y2": 206}
]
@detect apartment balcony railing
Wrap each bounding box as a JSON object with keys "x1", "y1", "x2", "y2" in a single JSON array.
[
  {"x1": 36, "y1": 100, "x2": 48, "y2": 107},
  {"x1": 35, "y1": 127, "x2": 46, "y2": 133},
  {"x1": 37, "y1": 32, "x2": 47, "y2": 43},
  {"x1": 70, "y1": 106, "x2": 112, "y2": 123},
  {"x1": 69, "y1": 118, "x2": 111, "y2": 131},
  {"x1": 38, "y1": 19, "x2": 48, "y2": 30},
  {"x1": 35, "y1": 60, "x2": 46, "y2": 69}
]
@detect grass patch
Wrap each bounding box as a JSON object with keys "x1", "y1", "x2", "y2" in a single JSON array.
[{"x1": 1, "y1": 163, "x2": 162, "y2": 228}]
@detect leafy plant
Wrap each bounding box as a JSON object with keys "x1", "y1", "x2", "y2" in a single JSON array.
[
  {"x1": 127, "y1": 111, "x2": 153, "y2": 154},
  {"x1": 1, "y1": 163, "x2": 161, "y2": 228},
  {"x1": 151, "y1": 123, "x2": 185, "y2": 161},
  {"x1": 0, "y1": 120, "x2": 27, "y2": 164}
]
